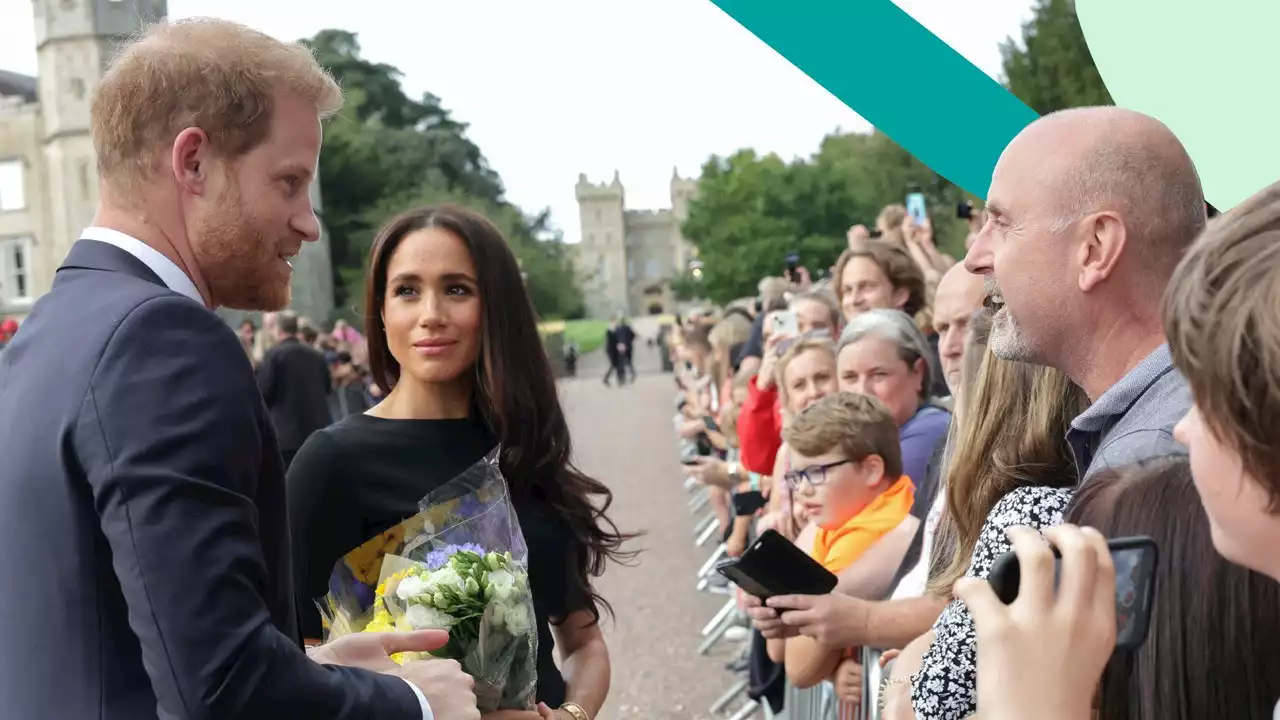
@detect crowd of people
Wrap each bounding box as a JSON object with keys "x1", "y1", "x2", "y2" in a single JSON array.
[
  {"x1": 666, "y1": 106, "x2": 1280, "y2": 719},
  {"x1": 3, "y1": 11, "x2": 1280, "y2": 720}
]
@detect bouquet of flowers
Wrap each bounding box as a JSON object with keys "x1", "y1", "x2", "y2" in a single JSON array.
[{"x1": 317, "y1": 447, "x2": 539, "y2": 712}]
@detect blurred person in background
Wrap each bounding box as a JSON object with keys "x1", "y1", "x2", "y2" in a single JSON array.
[
  {"x1": 257, "y1": 311, "x2": 333, "y2": 469},
  {"x1": 238, "y1": 318, "x2": 257, "y2": 362},
  {"x1": 738, "y1": 276, "x2": 795, "y2": 378},
  {"x1": 733, "y1": 289, "x2": 844, "y2": 481},
  {"x1": 326, "y1": 350, "x2": 372, "y2": 421},
  {"x1": 930, "y1": 265, "x2": 987, "y2": 395}
]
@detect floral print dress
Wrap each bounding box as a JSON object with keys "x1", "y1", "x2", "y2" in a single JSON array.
[{"x1": 910, "y1": 485, "x2": 1074, "y2": 720}]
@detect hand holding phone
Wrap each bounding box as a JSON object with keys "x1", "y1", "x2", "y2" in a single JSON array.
[
  {"x1": 769, "y1": 310, "x2": 798, "y2": 340},
  {"x1": 715, "y1": 529, "x2": 838, "y2": 600},
  {"x1": 985, "y1": 533, "x2": 1156, "y2": 651},
  {"x1": 954, "y1": 525, "x2": 1119, "y2": 720}
]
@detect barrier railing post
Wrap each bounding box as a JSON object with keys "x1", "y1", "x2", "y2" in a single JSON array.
[{"x1": 859, "y1": 647, "x2": 884, "y2": 720}]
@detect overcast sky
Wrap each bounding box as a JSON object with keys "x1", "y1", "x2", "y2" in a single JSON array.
[{"x1": 0, "y1": 0, "x2": 1034, "y2": 243}]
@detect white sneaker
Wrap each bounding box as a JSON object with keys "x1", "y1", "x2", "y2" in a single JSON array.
[{"x1": 724, "y1": 625, "x2": 750, "y2": 642}]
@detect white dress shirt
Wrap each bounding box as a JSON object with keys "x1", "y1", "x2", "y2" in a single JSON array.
[
  {"x1": 81, "y1": 226, "x2": 204, "y2": 305},
  {"x1": 79, "y1": 227, "x2": 436, "y2": 720}
]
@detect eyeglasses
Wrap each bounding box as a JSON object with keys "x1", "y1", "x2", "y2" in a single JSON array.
[{"x1": 783, "y1": 459, "x2": 852, "y2": 489}]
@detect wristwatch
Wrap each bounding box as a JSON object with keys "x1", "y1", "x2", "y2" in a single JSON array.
[
  {"x1": 559, "y1": 702, "x2": 591, "y2": 720},
  {"x1": 727, "y1": 460, "x2": 741, "y2": 484}
]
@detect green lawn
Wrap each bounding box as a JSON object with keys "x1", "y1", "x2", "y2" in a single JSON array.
[
  {"x1": 540, "y1": 319, "x2": 610, "y2": 354},
  {"x1": 562, "y1": 319, "x2": 610, "y2": 354}
]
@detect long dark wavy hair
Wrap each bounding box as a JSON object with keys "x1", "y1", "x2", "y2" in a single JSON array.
[{"x1": 364, "y1": 205, "x2": 640, "y2": 623}]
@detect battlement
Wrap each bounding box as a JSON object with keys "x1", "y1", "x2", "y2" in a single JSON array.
[
  {"x1": 625, "y1": 208, "x2": 675, "y2": 226},
  {"x1": 575, "y1": 171, "x2": 625, "y2": 202}
]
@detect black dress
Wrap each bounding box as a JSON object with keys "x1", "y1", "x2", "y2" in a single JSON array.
[{"x1": 286, "y1": 413, "x2": 587, "y2": 708}]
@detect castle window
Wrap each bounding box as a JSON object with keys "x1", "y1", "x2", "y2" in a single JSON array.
[
  {"x1": 70, "y1": 77, "x2": 85, "y2": 99},
  {"x1": 0, "y1": 236, "x2": 33, "y2": 303},
  {"x1": 627, "y1": 259, "x2": 635, "y2": 280},
  {"x1": 0, "y1": 160, "x2": 25, "y2": 212}
]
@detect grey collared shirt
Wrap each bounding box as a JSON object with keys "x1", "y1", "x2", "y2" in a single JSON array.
[{"x1": 1068, "y1": 344, "x2": 1192, "y2": 483}]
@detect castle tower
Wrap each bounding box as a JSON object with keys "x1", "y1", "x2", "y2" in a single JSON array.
[
  {"x1": 575, "y1": 171, "x2": 628, "y2": 319},
  {"x1": 33, "y1": 0, "x2": 168, "y2": 276},
  {"x1": 285, "y1": 173, "x2": 335, "y2": 324}
]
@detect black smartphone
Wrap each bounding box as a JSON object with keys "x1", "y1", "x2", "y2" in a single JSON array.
[
  {"x1": 715, "y1": 529, "x2": 839, "y2": 600},
  {"x1": 784, "y1": 251, "x2": 800, "y2": 283},
  {"x1": 987, "y1": 535, "x2": 1158, "y2": 652},
  {"x1": 702, "y1": 415, "x2": 721, "y2": 433}
]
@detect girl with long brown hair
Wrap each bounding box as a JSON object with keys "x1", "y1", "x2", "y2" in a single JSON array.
[{"x1": 904, "y1": 342, "x2": 1089, "y2": 720}]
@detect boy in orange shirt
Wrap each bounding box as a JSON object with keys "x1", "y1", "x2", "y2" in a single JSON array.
[{"x1": 766, "y1": 391, "x2": 915, "y2": 688}]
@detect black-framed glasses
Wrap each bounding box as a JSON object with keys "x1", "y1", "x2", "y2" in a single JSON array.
[{"x1": 783, "y1": 459, "x2": 852, "y2": 490}]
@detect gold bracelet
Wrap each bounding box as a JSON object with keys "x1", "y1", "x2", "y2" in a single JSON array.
[
  {"x1": 559, "y1": 702, "x2": 591, "y2": 720},
  {"x1": 878, "y1": 676, "x2": 911, "y2": 715}
]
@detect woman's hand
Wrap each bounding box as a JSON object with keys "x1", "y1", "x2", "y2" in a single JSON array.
[
  {"x1": 832, "y1": 657, "x2": 863, "y2": 705},
  {"x1": 755, "y1": 333, "x2": 789, "y2": 391},
  {"x1": 766, "y1": 592, "x2": 869, "y2": 649},
  {"x1": 954, "y1": 524, "x2": 1115, "y2": 720},
  {"x1": 482, "y1": 712, "x2": 543, "y2": 720}
]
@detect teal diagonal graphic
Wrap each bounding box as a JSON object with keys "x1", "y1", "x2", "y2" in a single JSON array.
[{"x1": 709, "y1": 0, "x2": 1038, "y2": 199}]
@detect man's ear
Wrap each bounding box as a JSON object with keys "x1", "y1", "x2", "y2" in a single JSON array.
[
  {"x1": 171, "y1": 127, "x2": 214, "y2": 196},
  {"x1": 1077, "y1": 211, "x2": 1127, "y2": 293}
]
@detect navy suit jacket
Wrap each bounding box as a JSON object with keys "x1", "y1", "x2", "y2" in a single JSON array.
[{"x1": 0, "y1": 240, "x2": 421, "y2": 719}]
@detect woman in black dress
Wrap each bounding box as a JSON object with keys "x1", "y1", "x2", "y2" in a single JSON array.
[{"x1": 287, "y1": 206, "x2": 634, "y2": 720}]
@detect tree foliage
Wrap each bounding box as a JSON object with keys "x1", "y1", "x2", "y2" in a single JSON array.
[
  {"x1": 1000, "y1": 0, "x2": 1113, "y2": 114},
  {"x1": 681, "y1": 133, "x2": 974, "y2": 304},
  {"x1": 302, "y1": 30, "x2": 582, "y2": 322}
]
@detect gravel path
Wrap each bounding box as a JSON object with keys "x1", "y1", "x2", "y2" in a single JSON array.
[{"x1": 558, "y1": 342, "x2": 747, "y2": 720}]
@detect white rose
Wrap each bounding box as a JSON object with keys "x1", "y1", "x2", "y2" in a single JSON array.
[
  {"x1": 501, "y1": 601, "x2": 532, "y2": 637},
  {"x1": 486, "y1": 570, "x2": 515, "y2": 602},
  {"x1": 395, "y1": 575, "x2": 428, "y2": 601},
  {"x1": 406, "y1": 603, "x2": 458, "y2": 630},
  {"x1": 425, "y1": 566, "x2": 466, "y2": 594}
]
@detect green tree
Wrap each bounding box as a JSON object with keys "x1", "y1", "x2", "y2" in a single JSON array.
[
  {"x1": 1000, "y1": 0, "x2": 1113, "y2": 114},
  {"x1": 302, "y1": 30, "x2": 581, "y2": 320},
  {"x1": 680, "y1": 133, "x2": 972, "y2": 305}
]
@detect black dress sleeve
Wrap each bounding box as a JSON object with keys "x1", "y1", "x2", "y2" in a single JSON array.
[{"x1": 285, "y1": 430, "x2": 352, "y2": 641}]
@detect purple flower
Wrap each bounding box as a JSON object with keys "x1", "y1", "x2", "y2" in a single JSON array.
[{"x1": 424, "y1": 542, "x2": 487, "y2": 570}]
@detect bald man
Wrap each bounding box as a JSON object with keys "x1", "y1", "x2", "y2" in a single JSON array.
[
  {"x1": 965, "y1": 106, "x2": 1199, "y2": 482},
  {"x1": 931, "y1": 264, "x2": 987, "y2": 395}
]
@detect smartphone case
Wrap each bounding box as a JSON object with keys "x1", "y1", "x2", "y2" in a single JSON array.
[{"x1": 715, "y1": 529, "x2": 838, "y2": 600}]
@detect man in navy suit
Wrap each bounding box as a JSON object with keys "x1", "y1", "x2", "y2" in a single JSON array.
[{"x1": 0, "y1": 18, "x2": 479, "y2": 720}]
